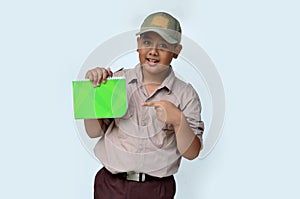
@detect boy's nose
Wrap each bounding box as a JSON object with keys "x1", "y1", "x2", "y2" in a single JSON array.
[{"x1": 148, "y1": 47, "x2": 158, "y2": 56}]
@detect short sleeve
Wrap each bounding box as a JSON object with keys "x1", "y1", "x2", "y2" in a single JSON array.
[{"x1": 180, "y1": 83, "x2": 204, "y2": 141}]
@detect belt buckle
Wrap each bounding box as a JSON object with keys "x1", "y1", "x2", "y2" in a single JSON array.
[{"x1": 126, "y1": 171, "x2": 146, "y2": 182}]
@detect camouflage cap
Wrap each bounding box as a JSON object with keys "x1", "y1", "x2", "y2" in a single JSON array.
[{"x1": 136, "y1": 12, "x2": 182, "y2": 44}]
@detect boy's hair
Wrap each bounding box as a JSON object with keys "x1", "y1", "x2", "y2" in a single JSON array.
[{"x1": 136, "y1": 12, "x2": 182, "y2": 44}]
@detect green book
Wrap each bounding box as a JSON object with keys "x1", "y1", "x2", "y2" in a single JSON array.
[{"x1": 72, "y1": 77, "x2": 127, "y2": 119}]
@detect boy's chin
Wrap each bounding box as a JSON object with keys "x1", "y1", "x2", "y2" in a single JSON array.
[{"x1": 142, "y1": 63, "x2": 168, "y2": 68}]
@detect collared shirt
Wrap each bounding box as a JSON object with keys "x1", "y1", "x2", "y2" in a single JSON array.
[{"x1": 94, "y1": 64, "x2": 204, "y2": 177}]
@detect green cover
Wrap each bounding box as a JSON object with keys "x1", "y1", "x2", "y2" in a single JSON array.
[{"x1": 72, "y1": 78, "x2": 127, "y2": 119}]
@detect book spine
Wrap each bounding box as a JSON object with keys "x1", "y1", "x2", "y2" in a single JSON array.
[{"x1": 74, "y1": 76, "x2": 125, "y2": 82}]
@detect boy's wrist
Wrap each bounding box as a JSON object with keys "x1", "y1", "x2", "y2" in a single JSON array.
[{"x1": 172, "y1": 111, "x2": 183, "y2": 132}]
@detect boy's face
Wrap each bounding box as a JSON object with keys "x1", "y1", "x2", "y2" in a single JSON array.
[{"x1": 137, "y1": 31, "x2": 182, "y2": 75}]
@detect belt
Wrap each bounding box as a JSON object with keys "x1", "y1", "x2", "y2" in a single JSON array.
[{"x1": 114, "y1": 171, "x2": 163, "y2": 182}]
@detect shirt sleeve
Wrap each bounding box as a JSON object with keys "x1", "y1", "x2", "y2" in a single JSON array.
[{"x1": 180, "y1": 83, "x2": 205, "y2": 141}]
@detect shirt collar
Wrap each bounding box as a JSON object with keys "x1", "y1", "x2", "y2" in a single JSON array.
[
  {"x1": 126, "y1": 64, "x2": 141, "y2": 85},
  {"x1": 160, "y1": 66, "x2": 176, "y2": 92}
]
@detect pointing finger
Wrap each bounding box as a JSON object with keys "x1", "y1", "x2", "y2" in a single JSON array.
[{"x1": 141, "y1": 101, "x2": 160, "y2": 107}]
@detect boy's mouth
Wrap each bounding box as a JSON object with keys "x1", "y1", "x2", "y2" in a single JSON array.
[{"x1": 146, "y1": 58, "x2": 159, "y2": 65}]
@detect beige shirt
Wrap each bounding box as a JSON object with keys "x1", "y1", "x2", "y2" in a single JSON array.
[{"x1": 94, "y1": 64, "x2": 204, "y2": 177}]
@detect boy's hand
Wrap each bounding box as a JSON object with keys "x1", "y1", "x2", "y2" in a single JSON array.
[
  {"x1": 85, "y1": 67, "x2": 113, "y2": 87},
  {"x1": 142, "y1": 100, "x2": 182, "y2": 127}
]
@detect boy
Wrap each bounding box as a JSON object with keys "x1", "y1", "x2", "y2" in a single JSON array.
[{"x1": 84, "y1": 11, "x2": 204, "y2": 199}]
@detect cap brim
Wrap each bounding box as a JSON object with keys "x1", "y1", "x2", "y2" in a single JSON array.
[{"x1": 136, "y1": 28, "x2": 178, "y2": 44}]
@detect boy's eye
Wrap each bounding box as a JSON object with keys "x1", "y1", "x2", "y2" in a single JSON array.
[
  {"x1": 158, "y1": 43, "x2": 168, "y2": 49},
  {"x1": 143, "y1": 40, "x2": 151, "y2": 46}
]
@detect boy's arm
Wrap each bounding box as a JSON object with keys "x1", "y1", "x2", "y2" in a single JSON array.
[
  {"x1": 83, "y1": 67, "x2": 115, "y2": 138},
  {"x1": 84, "y1": 118, "x2": 112, "y2": 138},
  {"x1": 142, "y1": 100, "x2": 203, "y2": 160},
  {"x1": 173, "y1": 114, "x2": 202, "y2": 160}
]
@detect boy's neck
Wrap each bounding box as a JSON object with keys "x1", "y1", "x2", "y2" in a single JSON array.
[{"x1": 142, "y1": 66, "x2": 171, "y2": 85}]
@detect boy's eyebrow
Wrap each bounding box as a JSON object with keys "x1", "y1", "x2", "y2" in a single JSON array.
[{"x1": 140, "y1": 34, "x2": 151, "y2": 39}]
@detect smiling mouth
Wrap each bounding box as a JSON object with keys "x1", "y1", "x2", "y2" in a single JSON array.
[{"x1": 146, "y1": 58, "x2": 159, "y2": 64}]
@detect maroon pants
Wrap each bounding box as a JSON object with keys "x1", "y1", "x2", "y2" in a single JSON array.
[{"x1": 94, "y1": 167, "x2": 176, "y2": 199}]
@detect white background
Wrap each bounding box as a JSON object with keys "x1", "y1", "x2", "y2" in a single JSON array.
[{"x1": 1, "y1": 0, "x2": 299, "y2": 198}]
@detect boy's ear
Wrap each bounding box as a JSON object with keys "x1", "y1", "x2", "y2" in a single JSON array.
[
  {"x1": 137, "y1": 37, "x2": 141, "y2": 51},
  {"x1": 173, "y1": 44, "x2": 182, "y2": 59}
]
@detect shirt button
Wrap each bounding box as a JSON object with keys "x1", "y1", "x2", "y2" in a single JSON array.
[
  {"x1": 138, "y1": 144, "x2": 144, "y2": 152},
  {"x1": 141, "y1": 120, "x2": 147, "y2": 126}
]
